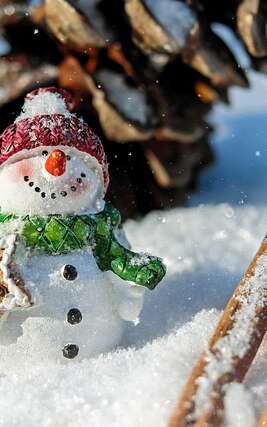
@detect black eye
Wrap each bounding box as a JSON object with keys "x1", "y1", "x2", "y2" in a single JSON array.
[
  {"x1": 42, "y1": 150, "x2": 48, "y2": 156},
  {"x1": 66, "y1": 155, "x2": 71, "y2": 161}
]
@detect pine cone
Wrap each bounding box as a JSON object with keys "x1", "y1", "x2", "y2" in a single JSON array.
[{"x1": 0, "y1": 0, "x2": 266, "y2": 217}]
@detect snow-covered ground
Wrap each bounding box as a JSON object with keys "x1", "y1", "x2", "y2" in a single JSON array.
[
  {"x1": 0, "y1": 203, "x2": 267, "y2": 427},
  {"x1": 2, "y1": 32, "x2": 267, "y2": 426}
]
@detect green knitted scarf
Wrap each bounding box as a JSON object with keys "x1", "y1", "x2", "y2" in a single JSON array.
[{"x1": 0, "y1": 203, "x2": 166, "y2": 290}]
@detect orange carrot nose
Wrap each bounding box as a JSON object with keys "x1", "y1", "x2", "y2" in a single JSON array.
[{"x1": 45, "y1": 149, "x2": 66, "y2": 176}]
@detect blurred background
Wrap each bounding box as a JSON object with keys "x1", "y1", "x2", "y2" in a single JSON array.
[{"x1": 1, "y1": 0, "x2": 267, "y2": 218}]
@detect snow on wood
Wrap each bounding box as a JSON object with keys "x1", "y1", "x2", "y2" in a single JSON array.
[
  {"x1": 84, "y1": 70, "x2": 154, "y2": 142},
  {"x1": 95, "y1": 70, "x2": 154, "y2": 127},
  {"x1": 168, "y1": 239, "x2": 267, "y2": 427}
]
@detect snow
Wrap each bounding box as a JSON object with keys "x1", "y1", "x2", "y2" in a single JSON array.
[
  {"x1": 0, "y1": 204, "x2": 267, "y2": 425},
  {"x1": 224, "y1": 383, "x2": 256, "y2": 427},
  {"x1": 129, "y1": 252, "x2": 155, "y2": 266},
  {"x1": 144, "y1": 0, "x2": 197, "y2": 50},
  {"x1": 15, "y1": 91, "x2": 72, "y2": 122},
  {"x1": 95, "y1": 70, "x2": 154, "y2": 126},
  {"x1": 0, "y1": 308, "x2": 218, "y2": 427},
  {"x1": 192, "y1": 250, "x2": 267, "y2": 418}
]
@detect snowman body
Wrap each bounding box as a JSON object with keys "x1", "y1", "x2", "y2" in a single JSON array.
[
  {"x1": 0, "y1": 249, "x2": 132, "y2": 361},
  {"x1": 0, "y1": 87, "x2": 165, "y2": 361}
]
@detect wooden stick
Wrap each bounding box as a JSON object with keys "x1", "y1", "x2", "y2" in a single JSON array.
[
  {"x1": 168, "y1": 239, "x2": 267, "y2": 427},
  {"x1": 257, "y1": 406, "x2": 267, "y2": 427}
]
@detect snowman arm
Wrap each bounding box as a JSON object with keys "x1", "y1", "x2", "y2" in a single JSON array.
[
  {"x1": 109, "y1": 246, "x2": 166, "y2": 289},
  {"x1": 93, "y1": 222, "x2": 166, "y2": 289}
]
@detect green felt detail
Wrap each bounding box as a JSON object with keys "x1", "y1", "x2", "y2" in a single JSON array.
[
  {"x1": 0, "y1": 212, "x2": 17, "y2": 223},
  {"x1": 0, "y1": 202, "x2": 166, "y2": 289},
  {"x1": 96, "y1": 202, "x2": 122, "y2": 228},
  {"x1": 92, "y1": 215, "x2": 166, "y2": 290},
  {"x1": 20, "y1": 216, "x2": 93, "y2": 253}
]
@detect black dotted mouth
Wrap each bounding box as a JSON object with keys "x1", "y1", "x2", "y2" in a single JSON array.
[{"x1": 24, "y1": 173, "x2": 87, "y2": 199}]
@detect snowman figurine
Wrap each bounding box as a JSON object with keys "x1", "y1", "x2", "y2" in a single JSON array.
[{"x1": 0, "y1": 87, "x2": 166, "y2": 361}]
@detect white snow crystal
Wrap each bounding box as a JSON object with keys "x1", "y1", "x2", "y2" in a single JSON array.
[
  {"x1": 15, "y1": 91, "x2": 72, "y2": 122},
  {"x1": 129, "y1": 252, "x2": 154, "y2": 266},
  {"x1": 224, "y1": 383, "x2": 256, "y2": 427}
]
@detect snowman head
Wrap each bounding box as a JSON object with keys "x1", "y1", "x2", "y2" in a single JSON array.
[{"x1": 0, "y1": 87, "x2": 109, "y2": 215}]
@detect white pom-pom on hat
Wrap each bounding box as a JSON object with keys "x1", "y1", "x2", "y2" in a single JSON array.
[{"x1": 15, "y1": 87, "x2": 75, "y2": 123}]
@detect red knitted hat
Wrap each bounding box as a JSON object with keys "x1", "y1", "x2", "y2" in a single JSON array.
[{"x1": 0, "y1": 87, "x2": 109, "y2": 193}]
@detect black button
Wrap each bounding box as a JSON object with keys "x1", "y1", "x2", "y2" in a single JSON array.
[
  {"x1": 67, "y1": 308, "x2": 82, "y2": 325},
  {"x1": 62, "y1": 344, "x2": 79, "y2": 359},
  {"x1": 62, "y1": 264, "x2": 78, "y2": 281}
]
